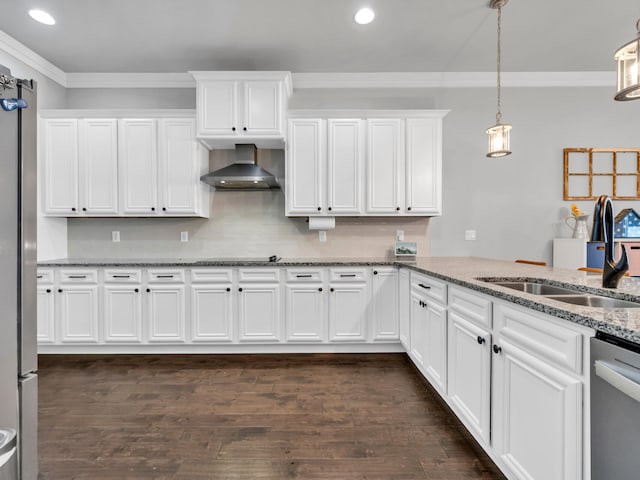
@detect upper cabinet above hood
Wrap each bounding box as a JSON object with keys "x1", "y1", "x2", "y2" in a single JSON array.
[{"x1": 189, "y1": 71, "x2": 292, "y2": 150}]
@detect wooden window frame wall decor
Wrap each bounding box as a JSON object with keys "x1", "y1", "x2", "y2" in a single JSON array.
[{"x1": 563, "y1": 148, "x2": 640, "y2": 200}]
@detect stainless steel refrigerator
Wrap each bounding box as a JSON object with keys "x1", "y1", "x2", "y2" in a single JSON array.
[{"x1": 0, "y1": 65, "x2": 38, "y2": 480}]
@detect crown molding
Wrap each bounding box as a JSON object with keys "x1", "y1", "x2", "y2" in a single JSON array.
[
  {"x1": 291, "y1": 71, "x2": 615, "y2": 89},
  {"x1": 65, "y1": 72, "x2": 195, "y2": 88},
  {"x1": 0, "y1": 30, "x2": 67, "y2": 86}
]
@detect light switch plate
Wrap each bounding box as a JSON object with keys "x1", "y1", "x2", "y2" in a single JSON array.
[
  {"x1": 465, "y1": 230, "x2": 477, "y2": 241},
  {"x1": 112, "y1": 231, "x2": 120, "y2": 242},
  {"x1": 397, "y1": 230, "x2": 404, "y2": 241},
  {"x1": 180, "y1": 231, "x2": 189, "y2": 242},
  {"x1": 319, "y1": 231, "x2": 327, "y2": 242}
]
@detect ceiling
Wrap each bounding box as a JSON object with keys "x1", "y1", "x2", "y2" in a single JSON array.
[{"x1": 1, "y1": 0, "x2": 638, "y2": 75}]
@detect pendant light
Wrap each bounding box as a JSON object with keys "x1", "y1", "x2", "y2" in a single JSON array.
[
  {"x1": 486, "y1": 0, "x2": 512, "y2": 157},
  {"x1": 614, "y1": 19, "x2": 640, "y2": 101}
]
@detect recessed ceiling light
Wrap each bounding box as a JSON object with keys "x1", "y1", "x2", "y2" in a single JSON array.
[
  {"x1": 28, "y1": 9, "x2": 56, "y2": 26},
  {"x1": 354, "y1": 7, "x2": 375, "y2": 25}
]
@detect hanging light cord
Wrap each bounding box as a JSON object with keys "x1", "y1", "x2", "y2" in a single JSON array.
[{"x1": 496, "y1": 5, "x2": 502, "y2": 124}]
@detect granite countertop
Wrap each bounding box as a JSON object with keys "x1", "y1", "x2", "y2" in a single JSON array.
[{"x1": 38, "y1": 256, "x2": 640, "y2": 345}]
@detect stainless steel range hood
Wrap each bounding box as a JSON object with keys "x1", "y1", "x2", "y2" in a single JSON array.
[{"x1": 200, "y1": 144, "x2": 280, "y2": 190}]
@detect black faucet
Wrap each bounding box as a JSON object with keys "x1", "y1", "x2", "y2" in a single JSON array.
[{"x1": 591, "y1": 195, "x2": 629, "y2": 288}]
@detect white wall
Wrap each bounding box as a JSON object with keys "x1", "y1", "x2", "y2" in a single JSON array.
[{"x1": 60, "y1": 83, "x2": 640, "y2": 263}]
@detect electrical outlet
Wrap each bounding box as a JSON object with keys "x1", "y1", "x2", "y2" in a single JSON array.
[
  {"x1": 112, "y1": 231, "x2": 120, "y2": 243},
  {"x1": 180, "y1": 231, "x2": 189, "y2": 242},
  {"x1": 465, "y1": 230, "x2": 477, "y2": 241},
  {"x1": 397, "y1": 230, "x2": 404, "y2": 241},
  {"x1": 319, "y1": 231, "x2": 327, "y2": 242}
]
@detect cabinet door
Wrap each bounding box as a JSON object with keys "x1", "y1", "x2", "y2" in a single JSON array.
[
  {"x1": 492, "y1": 338, "x2": 582, "y2": 480},
  {"x1": 405, "y1": 118, "x2": 441, "y2": 215},
  {"x1": 37, "y1": 286, "x2": 55, "y2": 344},
  {"x1": 328, "y1": 283, "x2": 368, "y2": 342},
  {"x1": 243, "y1": 80, "x2": 282, "y2": 135},
  {"x1": 238, "y1": 284, "x2": 281, "y2": 342},
  {"x1": 42, "y1": 119, "x2": 79, "y2": 215},
  {"x1": 365, "y1": 119, "x2": 404, "y2": 214},
  {"x1": 371, "y1": 268, "x2": 398, "y2": 341},
  {"x1": 103, "y1": 286, "x2": 142, "y2": 343},
  {"x1": 197, "y1": 80, "x2": 238, "y2": 135},
  {"x1": 423, "y1": 301, "x2": 447, "y2": 394},
  {"x1": 410, "y1": 291, "x2": 427, "y2": 367},
  {"x1": 78, "y1": 119, "x2": 119, "y2": 215},
  {"x1": 447, "y1": 311, "x2": 491, "y2": 444},
  {"x1": 58, "y1": 286, "x2": 99, "y2": 343},
  {"x1": 398, "y1": 269, "x2": 411, "y2": 350},
  {"x1": 158, "y1": 118, "x2": 199, "y2": 215},
  {"x1": 327, "y1": 119, "x2": 363, "y2": 214},
  {"x1": 286, "y1": 119, "x2": 325, "y2": 215},
  {"x1": 285, "y1": 284, "x2": 326, "y2": 342},
  {"x1": 147, "y1": 286, "x2": 186, "y2": 342},
  {"x1": 190, "y1": 285, "x2": 234, "y2": 343},
  {"x1": 118, "y1": 119, "x2": 158, "y2": 215}
]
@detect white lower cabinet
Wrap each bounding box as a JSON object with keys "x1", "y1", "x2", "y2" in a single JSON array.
[
  {"x1": 285, "y1": 268, "x2": 326, "y2": 342},
  {"x1": 190, "y1": 285, "x2": 234, "y2": 342},
  {"x1": 328, "y1": 268, "x2": 369, "y2": 342},
  {"x1": 57, "y1": 285, "x2": 99, "y2": 343},
  {"x1": 398, "y1": 268, "x2": 410, "y2": 350},
  {"x1": 36, "y1": 284, "x2": 55, "y2": 344},
  {"x1": 371, "y1": 267, "x2": 399, "y2": 341},
  {"x1": 237, "y1": 269, "x2": 281, "y2": 342},
  {"x1": 147, "y1": 285, "x2": 186, "y2": 343},
  {"x1": 103, "y1": 285, "x2": 143, "y2": 343},
  {"x1": 491, "y1": 303, "x2": 584, "y2": 480}
]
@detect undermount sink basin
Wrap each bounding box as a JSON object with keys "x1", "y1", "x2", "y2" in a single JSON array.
[{"x1": 479, "y1": 278, "x2": 640, "y2": 309}]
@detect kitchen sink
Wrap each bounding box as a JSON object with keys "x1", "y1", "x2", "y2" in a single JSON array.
[{"x1": 479, "y1": 278, "x2": 640, "y2": 309}]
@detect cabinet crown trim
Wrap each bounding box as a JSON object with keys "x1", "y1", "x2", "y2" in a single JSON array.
[
  {"x1": 287, "y1": 109, "x2": 450, "y2": 119},
  {"x1": 39, "y1": 109, "x2": 196, "y2": 119}
]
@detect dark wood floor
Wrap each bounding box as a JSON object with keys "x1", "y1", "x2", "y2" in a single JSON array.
[{"x1": 38, "y1": 354, "x2": 506, "y2": 480}]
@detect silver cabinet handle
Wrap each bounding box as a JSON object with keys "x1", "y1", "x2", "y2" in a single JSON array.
[{"x1": 595, "y1": 360, "x2": 640, "y2": 403}]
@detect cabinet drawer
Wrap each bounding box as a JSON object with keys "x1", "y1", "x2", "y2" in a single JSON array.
[
  {"x1": 448, "y1": 286, "x2": 492, "y2": 328},
  {"x1": 190, "y1": 268, "x2": 233, "y2": 283},
  {"x1": 329, "y1": 268, "x2": 368, "y2": 282},
  {"x1": 59, "y1": 269, "x2": 98, "y2": 284},
  {"x1": 147, "y1": 269, "x2": 185, "y2": 283},
  {"x1": 104, "y1": 269, "x2": 142, "y2": 283},
  {"x1": 37, "y1": 269, "x2": 54, "y2": 284},
  {"x1": 237, "y1": 268, "x2": 280, "y2": 283},
  {"x1": 410, "y1": 271, "x2": 447, "y2": 304},
  {"x1": 494, "y1": 303, "x2": 583, "y2": 374},
  {"x1": 286, "y1": 268, "x2": 325, "y2": 282}
]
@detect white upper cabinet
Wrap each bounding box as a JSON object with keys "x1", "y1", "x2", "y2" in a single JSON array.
[
  {"x1": 286, "y1": 110, "x2": 447, "y2": 217},
  {"x1": 40, "y1": 110, "x2": 209, "y2": 218},
  {"x1": 190, "y1": 71, "x2": 292, "y2": 149},
  {"x1": 119, "y1": 118, "x2": 158, "y2": 215}
]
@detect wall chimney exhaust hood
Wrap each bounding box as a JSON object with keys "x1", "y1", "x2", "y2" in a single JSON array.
[{"x1": 200, "y1": 144, "x2": 280, "y2": 190}]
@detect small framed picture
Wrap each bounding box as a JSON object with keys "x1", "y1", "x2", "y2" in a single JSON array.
[{"x1": 395, "y1": 241, "x2": 417, "y2": 256}]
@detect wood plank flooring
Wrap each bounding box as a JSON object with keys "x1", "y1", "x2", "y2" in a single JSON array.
[{"x1": 38, "y1": 354, "x2": 506, "y2": 480}]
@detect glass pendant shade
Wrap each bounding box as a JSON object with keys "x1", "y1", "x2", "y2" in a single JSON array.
[
  {"x1": 615, "y1": 32, "x2": 640, "y2": 101},
  {"x1": 486, "y1": 123, "x2": 512, "y2": 157}
]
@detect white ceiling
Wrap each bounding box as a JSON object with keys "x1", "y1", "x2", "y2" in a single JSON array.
[{"x1": 0, "y1": 0, "x2": 638, "y2": 75}]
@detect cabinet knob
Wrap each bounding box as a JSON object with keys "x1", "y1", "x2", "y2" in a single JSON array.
[
  {"x1": 135, "y1": 288, "x2": 139, "y2": 293},
  {"x1": 58, "y1": 289, "x2": 62, "y2": 293},
  {"x1": 318, "y1": 287, "x2": 323, "y2": 292},
  {"x1": 407, "y1": 207, "x2": 412, "y2": 211},
  {"x1": 71, "y1": 208, "x2": 76, "y2": 212},
  {"x1": 46, "y1": 289, "x2": 51, "y2": 293},
  {"x1": 330, "y1": 287, "x2": 334, "y2": 292},
  {"x1": 243, "y1": 127, "x2": 247, "y2": 132},
  {"x1": 162, "y1": 207, "x2": 166, "y2": 212},
  {"x1": 477, "y1": 336, "x2": 486, "y2": 345},
  {"x1": 317, "y1": 207, "x2": 322, "y2": 211},
  {"x1": 239, "y1": 287, "x2": 243, "y2": 292},
  {"x1": 225, "y1": 287, "x2": 230, "y2": 292},
  {"x1": 373, "y1": 270, "x2": 378, "y2": 275},
  {"x1": 146, "y1": 288, "x2": 151, "y2": 293},
  {"x1": 82, "y1": 207, "x2": 87, "y2": 212},
  {"x1": 232, "y1": 127, "x2": 236, "y2": 132},
  {"x1": 492, "y1": 344, "x2": 502, "y2": 354},
  {"x1": 328, "y1": 207, "x2": 332, "y2": 211},
  {"x1": 396, "y1": 207, "x2": 400, "y2": 211},
  {"x1": 151, "y1": 207, "x2": 155, "y2": 212}
]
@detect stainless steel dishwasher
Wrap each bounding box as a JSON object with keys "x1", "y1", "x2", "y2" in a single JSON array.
[{"x1": 590, "y1": 332, "x2": 640, "y2": 480}]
